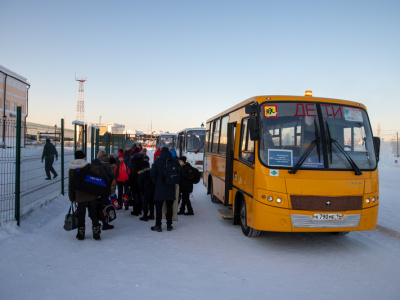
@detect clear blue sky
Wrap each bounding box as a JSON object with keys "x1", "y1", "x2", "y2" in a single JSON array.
[{"x1": 2, "y1": 0, "x2": 399, "y2": 136}]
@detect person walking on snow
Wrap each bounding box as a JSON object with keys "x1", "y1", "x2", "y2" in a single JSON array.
[{"x1": 41, "y1": 138, "x2": 58, "y2": 180}]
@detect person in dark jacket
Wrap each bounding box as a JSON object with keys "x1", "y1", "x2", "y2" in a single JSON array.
[
  {"x1": 123, "y1": 145, "x2": 131, "y2": 163},
  {"x1": 138, "y1": 160, "x2": 155, "y2": 221},
  {"x1": 92, "y1": 150, "x2": 116, "y2": 230},
  {"x1": 41, "y1": 138, "x2": 58, "y2": 180},
  {"x1": 150, "y1": 147, "x2": 176, "y2": 232},
  {"x1": 68, "y1": 150, "x2": 101, "y2": 240},
  {"x1": 129, "y1": 151, "x2": 144, "y2": 215},
  {"x1": 178, "y1": 156, "x2": 194, "y2": 215}
]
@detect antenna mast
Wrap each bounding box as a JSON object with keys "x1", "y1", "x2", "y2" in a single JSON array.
[{"x1": 75, "y1": 75, "x2": 87, "y2": 122}]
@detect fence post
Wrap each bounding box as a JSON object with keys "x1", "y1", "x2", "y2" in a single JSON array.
[
  {"x1": 95, "y1": 128, "x2": 99, "y2": 155},
  {"x1": 84, "y1": 124, "x2": 88, "y2": 157},
  {"x1": 61, "y1": 119, "x2": 65, "y2": 195},
  {"x1": 15, "y1": 107, "x2": 21, "y2": 226},
  {"x1": 91, "y1": 126, "x2": 95, "y2": 163},
  {"x1": 74, "y1": 123, "x2": 77, "y2": 153}
]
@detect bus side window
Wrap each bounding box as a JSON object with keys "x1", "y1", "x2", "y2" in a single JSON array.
[{"x1": 240, "y1": 119, "x2": 255, "y2": 164}]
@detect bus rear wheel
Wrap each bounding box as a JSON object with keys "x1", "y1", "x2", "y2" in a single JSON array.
[{"x1": 239, "y1": 200, "x2": 260, "y2": 237}]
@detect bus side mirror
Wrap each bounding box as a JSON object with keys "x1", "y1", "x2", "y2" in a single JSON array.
[
  {"x1": 248, "y1": 116, "x2": 260, "y2": 141},
  {"x1": 373, "y1": 136, "x2": 380, "y2": 162},
  {"x1": 245, "y1": 102, "x2": 259, "y2": 114}
]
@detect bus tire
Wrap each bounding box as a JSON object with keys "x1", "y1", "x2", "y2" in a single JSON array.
[
  {"x1": 210, "y1": 180, "x2": 219, "y2": 203},
  {"x1": 331, "y1": 231, "x2": 349, "y2": 235},
  {"x1": 239, "y1": 199, "x2": 260, "y2": 237}
]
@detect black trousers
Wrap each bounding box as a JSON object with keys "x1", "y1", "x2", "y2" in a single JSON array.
[
  {"x1": 117, "y1": 181, "x2": 129, "y2": 206},
  {"x1": 142, "y1": 193, "x2": 155, "y2": 217},
  {"x1": 179, "y1": 191, "x2": 193, "y2": 213},
  {"x1": 155, "y1": 200, "x2": 173, "y2": 226},
  {"x1": 44, "y1": 156, "x2": 57, "y2": 178},
  {"x1": 77, "y1": 199, "x2": 100, "y2": 228}
]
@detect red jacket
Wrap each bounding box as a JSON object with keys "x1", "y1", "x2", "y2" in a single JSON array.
[{"x1": 114, "y1": 161, "x2": 130, "y2": 182}]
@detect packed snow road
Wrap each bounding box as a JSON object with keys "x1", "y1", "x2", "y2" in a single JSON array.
[{"x1": 1, "y1": 176, "x2": 400, "y2": 299}]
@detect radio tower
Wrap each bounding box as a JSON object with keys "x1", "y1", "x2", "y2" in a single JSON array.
[{"x1": 75, "y1": 76, "x2": 87, "y2": 122}]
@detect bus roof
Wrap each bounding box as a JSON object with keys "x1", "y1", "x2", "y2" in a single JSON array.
[
  {"x1": 207, "y1": 95, "x2": 367, "y2": 123},
  {"x1": 177, "y1": 127, "x2": 205, "y2": 134}
]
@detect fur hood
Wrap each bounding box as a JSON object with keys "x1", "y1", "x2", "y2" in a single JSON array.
[{"x1": 68, "y1": 159, "x2": 90, "y2": 170}]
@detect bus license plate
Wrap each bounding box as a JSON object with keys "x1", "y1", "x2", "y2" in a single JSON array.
[{"x1": 313, "y1": 213, "x2": 342, "y2": 221}]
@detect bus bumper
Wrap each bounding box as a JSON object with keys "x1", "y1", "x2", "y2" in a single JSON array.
[{"x1": 251, "y1": 200, "x2": 379, "y2": 233}]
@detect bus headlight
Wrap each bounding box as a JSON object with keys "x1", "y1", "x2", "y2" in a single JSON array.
[
  {"x1": 267, "y1": 196, "x2": 273, "y2": 202},
  {"x1": 372, "y1": 197, "x2": 376, "y2": 202},
  {"x1": 366, "y1": 198, "x2": 370, "y2": 204},
  {"x1": 276, "y1": 198, "x2": 282, "y2": 204}
]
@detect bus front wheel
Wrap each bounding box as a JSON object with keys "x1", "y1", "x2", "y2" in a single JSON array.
[{"x1": 240, "y1": 200, "x2": 260, "y2": 237}]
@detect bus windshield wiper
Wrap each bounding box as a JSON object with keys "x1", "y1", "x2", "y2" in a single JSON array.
[
  {"x1": 289, "y1": 119, "x2": 320, "y2": 175},
  {"x1": 289, "y1": 138, "x2": 320, "y2": 174},
  {"x1": 325, "y1": 121, "x2": 362, "y2": 176},
  {"x1": 194, "y1": 143, "x2": 204, "y2": 154}
]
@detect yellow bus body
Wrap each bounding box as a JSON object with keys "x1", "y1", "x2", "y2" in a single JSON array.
[{"x1": 204, "y1": 95, "x2": 379, "y2": 234}]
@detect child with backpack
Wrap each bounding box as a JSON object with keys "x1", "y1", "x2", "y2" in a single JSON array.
[
  {"x1": 178, "y1": 156, "x2": 195, "y2": 215},
  {"x1": 114, "y1": 150, "x2": 130, "y2": 209}
]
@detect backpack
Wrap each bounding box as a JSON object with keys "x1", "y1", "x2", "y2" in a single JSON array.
[
  {"x1": 162, "y1": 158, "x2": 181, "y2": 185},
  {"x1": 103, "y1": 205, "x2": 117, "y2": 223},
  {"x1": 70, "y1": 166, "x2": 110, "y2": 197},
  {"x1": 191, "y1": 167, "x2": 201, "y2": 184}
]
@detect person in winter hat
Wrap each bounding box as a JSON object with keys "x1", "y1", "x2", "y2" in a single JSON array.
[
  {"x1": 138, "y1": 160, "x2": 155, "y2": 221},
  {"x1": 129, "y1": 151, "x2": 144, "y2": 215},
  {"x1": 153, "y1": 148, "x2": 161, "y2": 161},
  {"x1": 41, "y1": 138, "x2": 58, "y2": 180},
  {"x1": 92, "y1": 150, "x2": 116, "y2": 230},
  {"x1": 178, "y1": 156, "x2": 194, "y2": 215},
  {"x1": 150, "y1": 147, "x2": 177, "y2": 232},
  {"x1": 68, "y1": 150, "x2": 101, "y2": 240},
  {"x1": 170, "y1": 149, "x2": 177, "y2": 159},
  {"x1": 114, "y1": 149, "x2": 130, "y2": 209}
]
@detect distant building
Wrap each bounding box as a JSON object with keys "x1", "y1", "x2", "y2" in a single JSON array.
[
  {"x1": 95, "y1": 123, "x2": 125, "y2": 135},
  {"x1": 0, "y1": 65, "x2": 30, "y2": 122}
]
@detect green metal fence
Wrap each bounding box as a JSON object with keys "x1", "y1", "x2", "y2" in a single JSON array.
[
  {"x1": 0, "y1": 113, "x2": 140, "y2": 226},
  {"x1": 0, "y1": 108, "x2": 73, "y2": 226}
]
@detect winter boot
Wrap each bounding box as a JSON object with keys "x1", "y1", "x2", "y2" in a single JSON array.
[
  {"x1": 177, "y1": 209, "x2": 185, "y2": 215},
  {"x1": 167, "y1": 225, "x2": 173, "y2": 231},
  {"x1": 102, "y1": 223, "x2": 114, "y2": 230},
  {"x1": 76, "y1": 227, "x2": 85, "y2": 240},
  {"x1": 151, "y1": 225, "x2": 162, "y2": 232},
  {"x1": 139, "y1": 215, "x2": 148, "y2": 221},
  {"x1": 93, "y1": 225, "x2": 101, "y2": 240},
  {"x1": 184, "y1": 210, "x2": 194, "y2": 215}
]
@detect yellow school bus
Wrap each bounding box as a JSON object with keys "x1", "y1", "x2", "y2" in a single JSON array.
[{"x1": 204, "y1": 92, "x2": 380, "y2": 236}]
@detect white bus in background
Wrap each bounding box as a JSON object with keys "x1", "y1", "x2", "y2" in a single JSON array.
[
  {"x1": 155, "y1": 133, "x2": 178, "y2": 150},
  {"x1": 177, "y1": 128, "x2": 205, "y2": 172}
]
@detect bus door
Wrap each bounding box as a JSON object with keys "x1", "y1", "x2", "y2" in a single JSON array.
[
  {"x1": 224, "y1": 122, "x2": 237, "y2": 206},
  {"x1": 178, "y1": 133, "x2": 184, "y2": 157}
]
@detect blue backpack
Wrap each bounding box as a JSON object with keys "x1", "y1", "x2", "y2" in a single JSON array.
[
  {"x1": 70, "y1": 166, "x2": 110, "y2": 196},
  {"x1": 162, "y1": 158, "x2": 181, "y2": 185}
]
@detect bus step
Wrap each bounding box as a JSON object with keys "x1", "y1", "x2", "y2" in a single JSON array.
[{"x1": 218, "y1": 208, "x2": 234, "y2": 219}]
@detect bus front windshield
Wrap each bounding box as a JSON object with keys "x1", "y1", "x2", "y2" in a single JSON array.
[
  {"x1": 159, "y1": 135, "x2": 176, "y2": 149},
  {"x1": 258, "y1": 102, "x2": 377, "y2": 172},
  {"x1": 186, "y1": 131, "x2": 205, "y2": 153}
]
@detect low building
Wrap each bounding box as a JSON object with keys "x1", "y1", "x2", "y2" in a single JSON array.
[{"x1": 0, "y1": 65, "x2": 30, "y2": 121}]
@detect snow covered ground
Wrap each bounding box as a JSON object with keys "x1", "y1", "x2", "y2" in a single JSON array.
[{"x1": 1, "y1": 147, "x2": 400, "y2": 299}]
